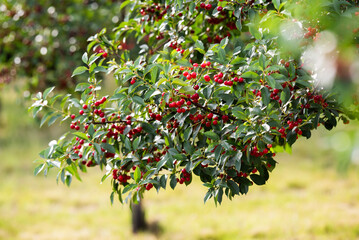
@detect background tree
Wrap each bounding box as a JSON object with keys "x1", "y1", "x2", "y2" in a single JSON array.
[{"x1": 0, "y1": 0, "x2": 126, "y2": 91}]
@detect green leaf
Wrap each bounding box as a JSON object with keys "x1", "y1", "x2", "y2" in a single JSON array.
[
  {"x1": 241, "y1": 71, "x2": 259, "y2": 79},
  {"x1": 134, "y1": 166, "x2": 141, "y2": 183},
  {"x1": 173, "y1": 154, "x2": 187, "y2": 161},
  {"x1": 170, "y1": 174, "x2": 177, "y2": 190},
  {"x1": 71, "y1": 66, "x2": 88, "y2": 77},
  {"x1": 235, "y1": 19, "x2": 242, "y2": 31},
  {"x1": 133, "y1": 136, "x2": 141, "y2": 150},
  {"x1": 88, "y1": 54, "x2": 101, "y2": 66},
  {"x1": 40, "y1": 112, "x2": 52, "y2": 128},
  {"x1": 172, "y1": 79, "x2": 188, "y2": 86},
  {"x1": 280, "y1": 87, "x2": 291, "y2": 105},
  {"x1": 273, "y1": 0, "x2": 281, "y2": 10},
  {"x1": 261, "y1": 87, "x2": 270, "y2": 106},
  {"x1": 234, "y1": 151, "x2": 242, "y2": 172},
  {"x1": 184, "y1": 127, "x2": 192, "y2": 141},
  {"x1": 231, "y1": 57, "x2": 245, "y2": 65},
  {"x1": 179, "y1": 86, "x2": 195, "y2": 95},
  {"x1": 110, "y1": 191, "x2": 115, "y2": 205},
  {"x1": 101, "y1": 143, "x2": 116, "y2": 153},
  {"x1": 141, "y1": 122, "x2": 155, "y2": 134},
  {"x1": 204, "y1": 131, "x2": 220, "y2": 141},
  {"x1": 93, "y1": 66, "x2": 107, "y2": 73},
  {"x1": 82, "y1": 52, "x2": 88, "y2": 64},
  {"x1": 124, "y1": 137, "x2": 132, "y2": 151},
  {"x1": 176, "y1": 59, "x2": 192, "y2": 67},
  {"x1": 132, "y1": 96, "x2": 145, "y2": 106},
  {"x1": 160, "y1": 175, "x2": 167, "y2": 189},
  {"x1": 266, "y1": 75, "x2": 277, "y2": 89},
  {"x1": 195, "y1": 40, "x2": 204, "y2": 50},
  {"x1": 73, "y1": 132, "x2": 89, "y2": 140},
  {"x1": 151, "y1": 66, "x2": 159, "y2": 83},
  {"x1": 34, "y1": 163, "x2": 45, "y2": 176},
  {"x1": 47, "y1": 114, "x2": 62, "y2": 126},
  {"x1": 75, "y1": 82, "x2": 91, "y2": 92},
  {"x1": 43, "y1": 86, "x2": 55, "y2": 99},
  {"x1": 204, "y1": 189, "x2": 213, "y2": 203},
  {"x1": 250, "y1": 174, "x2": 266, "y2": 185},
  {"x1": 227, "y1": 180, "x2": 240, "y2": 195}
]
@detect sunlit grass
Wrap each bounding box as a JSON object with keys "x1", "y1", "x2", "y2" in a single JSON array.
[{"x1": 1, "y1": 85, "x2": 359, "y2": 240}]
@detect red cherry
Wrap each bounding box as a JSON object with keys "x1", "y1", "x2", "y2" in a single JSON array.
[
  {"x1": 70, "y1": 114, "x2": 75, "y2": 119},
  {"x1": 155, "y1": 114, "x2": 162, "y2": 121},
  {"x1": 204, "y1": 75, "x2": 211, "y2": 82},
  {"x1": 222, "y1": 115, "x2": 229, "y2": 122},
  {"x1": 130, "y1": 79, "x2": 136, "y2": 84},
  {"x1": 193, "y1": 85, "x2": 199, "y2": 90},
  {"x1": 217, "y1": 6, "x2": 223, "y2": 11},
  {"x1": 79, "y1": 110, "x2": 84, "y2": 115},
  {"x1": 213, "y1": 120, "x2": 218, "y2": 125},
  {"x1": 205, "y1": 4, "x2": 212, "y2": 10},
  {"x1": 218, "y1": 72, "x2": 223, "y2": 78},
  {"x1": 190, "y1": 72, "x2": 197, "y2": 79},
  {"x1": 83, "y1": 104, "x2": 88, "y2": 109},
  {"x1": 146, "y1": 183, "x2": 153, "y2": 190},
  {"x1": 183, "y1": 71, "x2": 189, "y2": 77},
  {"x1": 100, "y1": 96, "x2": 107, "y2": 103}
]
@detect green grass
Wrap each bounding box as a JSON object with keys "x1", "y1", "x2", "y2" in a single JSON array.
[{"x1": 1, "y1": 85, "x2": 359, "y2": 240}]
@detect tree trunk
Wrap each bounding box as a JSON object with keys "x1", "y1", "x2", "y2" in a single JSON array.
[{"x1": 131, "y1": 201, "x2": 147, "y2": 233}]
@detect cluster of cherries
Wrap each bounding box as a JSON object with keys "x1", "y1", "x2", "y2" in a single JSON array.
[
  {"x1": 94, "y1": 46, "x2": 108, "y2": 58},
  {"x1": 112, "y1": 168, "x2": 131, "y2": 184},
  {"x1": 177, "y1": 168, "x2": 191, "y2": 184},
  {"x1": 140, "y1": 3, "x2": 169, "y2": 22},
  {"x1": 304, "y1": 27, "x2": 318, "y2": 39},
  {"x1": 168, "y1": 41, "x2": 185, "y2": 54}
]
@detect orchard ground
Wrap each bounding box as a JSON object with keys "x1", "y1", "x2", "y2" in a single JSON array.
[{"x1": 1, "y1": 83, "x2": 359, "y2": 240}]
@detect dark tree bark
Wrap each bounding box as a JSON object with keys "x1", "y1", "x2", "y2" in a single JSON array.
[{"x1": 131, "y1": 201, "x2": 147, "y2": 233}]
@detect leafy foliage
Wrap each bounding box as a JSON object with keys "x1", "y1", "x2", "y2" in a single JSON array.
[
  {"x1": 30, "y1": 0, "x2": 358, "y2": 205},
  {"x1": 0, "y1": 0, "x2": 124, "y2": 90}
]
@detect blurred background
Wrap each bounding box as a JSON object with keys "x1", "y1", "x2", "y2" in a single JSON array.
[{"x1": 1, "y1": 0, "x2": 359, "y2": 239}]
